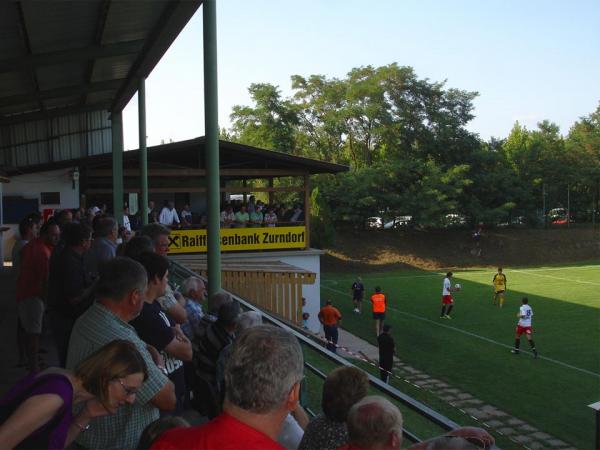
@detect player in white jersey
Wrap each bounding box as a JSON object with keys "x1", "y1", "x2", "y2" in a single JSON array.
[
  {"x1": 511, "y1": 297, "x2": 538, "y2": 357},
  {"x1": 440, "y1": 272, "x2": 460, "y2": 319}
]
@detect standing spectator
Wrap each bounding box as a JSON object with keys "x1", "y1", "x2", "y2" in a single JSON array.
[
  {"x1": 85, "y1": 216, "x2": 118, "y2": 279},
  {"x1": 180, "y1": 277, "x2": 207, "y2": 340},
  {"x1": 220, "y1": 205, "x2": 235, "y2": 228},
  {"x1": 264, "y1": 206, "x2": 278, "y2": 227},
  {"x1": 247, "y1": 195, "x2": 256, "y2": 214},
  {"x1": 47, "y1": 222, "x2": 94, "y2": 367},
  {"x1": 159, "y1": 201, "x2": 180, "y2": 228},
  {"x1": 16, "y1": 220, "x2": 60, "y2": 372},
  {"x1": 148, "y1": 200, "x2": 156, "y2": 221},
  {"x1": 118, "y1": 225, "x2": 132, "y2": 243},
  {"x1": 123, "y1": 205, "x2": 132, "y2": 232},
  {"x1": 55, "y1": 209, "x2": 73, "y2": 230},
  {"x1": 131, "y1": 252, "x2": 193, "y2": 413},
  {"x1": 290, "y1": 204, "x2": 304, "y2": 223},
  {"x1": 377, "y1": 324, "x2": 395, "y2": 383},
  {"x1": 0, "y1": 340, "x2": 148, "y2": 450},
  {"x1": 150, "y1": 210, "x2": 160, "y2": 224},
  {"x1": 12, "y1": 213, "x2": 42, "y2": 367},
  {"x1": 370, "y1": 286, "x2": 387, "y2": 337},
  {"x1": 234, "y1": 204, "x2": 250, "y2": 228},
  {"x1": 151, "y1": 325, "x2": 304, "y2": 450},
  {"x1": 180, "y1": 204, "x2": 193, "y2": 228},
  {"x1": 318, "y1": 300, "x2": 342, "y2": 353},
  {"x1": 299, "y1": 367, "x2": 369, "y2": 450},
  {"x1": 351, "y1": 276, "x2": 365, "y2": 314},
  {"x1": 66, "y1": 257, "x2": 176, "y2": 449}
]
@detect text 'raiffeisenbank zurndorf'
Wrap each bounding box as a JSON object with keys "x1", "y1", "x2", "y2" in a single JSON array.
[{"x1": 167, "y1": 226, "x2": 307, "y2": 253}]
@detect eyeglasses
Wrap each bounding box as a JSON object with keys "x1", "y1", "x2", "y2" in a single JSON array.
[{"x1": 118, "y1": 379, "x2": 138, "y2": 397}]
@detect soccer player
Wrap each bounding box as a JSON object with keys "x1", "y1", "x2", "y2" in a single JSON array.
[
  {"x1": 512, "y1": 297, "x2": 538, "y2": 357},
  {"x1": 492, "y1": 267, "x2": 507, "y2": 307},
  {"x1": 351, "y1": 276, "x2": 365, "y2": 313},
  {"x1": 440, "y1": 272, "x2": 460, "y2": 319}
]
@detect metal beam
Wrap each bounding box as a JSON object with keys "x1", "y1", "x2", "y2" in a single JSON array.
[
  {"x1": 86, "y1": 168, "x2": 308, "y2": 177},
  {"x1": 0, "y1": 40, "x2": 144, "y2": 74},
  {"x1": 0, "y1": 102, "x2": 111, "y2": 126},
  {"x1": 0, "y1": 79, "x2": 124, "y2": 109},
  {"x1": 139, "y1": 77, "x2": 149, "y2": 225},
  {"x1": 111, "y1": 110, "x2": 124, "y2": 225},
  {"x1": 81, "y1": 0, "x2": 112, "y2": 106},
  {"x1": 205, "y1": 0, "x2": 222, "y2": 298}
]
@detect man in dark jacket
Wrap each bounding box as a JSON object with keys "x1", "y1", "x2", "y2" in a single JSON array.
[{"x1": 377, "y1": 324, "x2": 395, "y2": 383}]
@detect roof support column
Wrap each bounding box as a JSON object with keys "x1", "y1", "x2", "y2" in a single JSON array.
[
  {"x1": 203, "y1": 0, "x2": 221, "y2": 297},
  {"x1": 111, "y1": 110, "x2": 124, "y2": 225},
  {"x1": 138, "y1": 78, "x2": 149, "y2": 225}
]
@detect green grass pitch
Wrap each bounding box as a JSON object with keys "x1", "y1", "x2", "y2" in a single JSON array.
[{"x1": 321, "y1": 263, "x2": 600, "y2": 449}]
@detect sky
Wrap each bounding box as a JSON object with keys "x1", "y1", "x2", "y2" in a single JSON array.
[{"x1": 122, "y1": 0, "x2": 600, "y2": 150}]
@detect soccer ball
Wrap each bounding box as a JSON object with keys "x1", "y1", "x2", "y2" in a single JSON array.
[{"x1": 455, "y1": 283, "x2": 461, "y2": 290}]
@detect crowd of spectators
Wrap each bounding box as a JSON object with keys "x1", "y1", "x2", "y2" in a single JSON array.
[
  {"x1": 2, "y1": 208, "x2": 495, "y2": 449},
  {"x1": 220, "y1": 197, "x2": 304, "y2": 229}
]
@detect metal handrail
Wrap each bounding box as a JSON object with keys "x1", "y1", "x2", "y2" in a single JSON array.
[{"x1": 169, "y1": 259, "x2": 500, "y2": 448}]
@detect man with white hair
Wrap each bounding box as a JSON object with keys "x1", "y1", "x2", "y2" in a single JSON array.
[
  {"x1": 180, "y1": 276, "x2": 207, "y2": 340},
  {"x1": 151, "y1": 325, "x2": 304, "y2": 449},
  {"x1": 343, "y1": 396, "x2": 495, "y2": 450}
]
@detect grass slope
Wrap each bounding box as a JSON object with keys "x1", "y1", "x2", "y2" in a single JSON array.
[{"x1": 321, "y1": 264, "x2": 600, "y2": 449}]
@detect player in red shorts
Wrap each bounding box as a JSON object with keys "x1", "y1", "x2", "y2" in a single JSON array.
[
  {"x1": 440, "y1": 272, "x2": 460, "y2": 319},
  {"x1": 511, "y1": 297, "x2": 538, "y2": 358}
]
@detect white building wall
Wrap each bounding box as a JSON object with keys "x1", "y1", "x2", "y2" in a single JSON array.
[{"x1": 1, "y1": 168, "x2": 79, "y2": 261}]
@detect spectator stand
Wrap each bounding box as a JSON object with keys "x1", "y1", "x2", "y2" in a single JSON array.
[{"x1": 168, "y1": 259, "x2": 502, "y2": 449}]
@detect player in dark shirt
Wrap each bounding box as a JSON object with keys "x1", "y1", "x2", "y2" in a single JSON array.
[{"x1": 351, "y1": 277, "x2": 365, "y2": 313}]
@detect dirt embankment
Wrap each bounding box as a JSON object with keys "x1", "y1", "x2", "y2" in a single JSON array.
[{"x1": 321, "y1": 227, "x2": 600, "y2": 272}]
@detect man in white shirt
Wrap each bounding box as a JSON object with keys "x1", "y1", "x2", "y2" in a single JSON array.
[
  {"x1": 440, "y1": 272, "x2": 460, "y2": 319},
  {"x1": 511, "y1": 297, "x2": 538, "y2": 357},
  {"x1": 159, "y1": 201, "x2": 180, "y2": 227}
]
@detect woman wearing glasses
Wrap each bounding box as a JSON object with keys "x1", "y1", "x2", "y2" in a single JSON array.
[{"x1": 0, "y1": 339, "x2": 147, "y2": 450}]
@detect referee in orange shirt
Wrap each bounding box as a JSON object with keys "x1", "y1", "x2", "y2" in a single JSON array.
[{"x1": 318, "y1": 300, "x2": 342, "y2": 353}]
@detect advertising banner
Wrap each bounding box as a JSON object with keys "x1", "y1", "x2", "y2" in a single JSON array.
[{"x1": 168, "y1": 226, "x2": 306, "y2": 253}]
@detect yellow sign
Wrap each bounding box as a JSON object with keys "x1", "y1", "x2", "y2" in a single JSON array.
[{"x1": 168, "y1": 226, "x2": 307, "y2": 253}]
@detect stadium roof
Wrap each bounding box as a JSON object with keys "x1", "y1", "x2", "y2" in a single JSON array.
[
  {"x1": 3, "y1": 137, "x2": 349, "y2": 176},
  {"x1": 0, "y1": 0, "x2": 202, "y2": 125}
]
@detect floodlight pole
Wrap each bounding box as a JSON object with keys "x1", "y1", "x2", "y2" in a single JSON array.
[
  {"x1": 203, "y1": 0, "x2": 221, "y2": 298},
  {"x1": 111, "y1": 110, "x2": 124, "y2": 225},
  {"x1": 139, "y1": 77, "x2": 148, "y2": 225}
]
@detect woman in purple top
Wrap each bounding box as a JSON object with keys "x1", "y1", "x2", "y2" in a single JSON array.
[{"x1": 0, "y1": 339, "x2": 148, "y2": 450}]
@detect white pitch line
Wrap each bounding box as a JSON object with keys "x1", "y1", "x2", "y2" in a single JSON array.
[
  {"x1": 322, "y1": 284, "x2": 600, "y2": 378},
  {"x1": 511, "y1": 269, "x2": 600, "y2": 286}
]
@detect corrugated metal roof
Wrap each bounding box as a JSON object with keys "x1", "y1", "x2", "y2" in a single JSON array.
[
  {"x1": 0, "y1": 0, "x2": 202, "y2": 170},
  {"x1": 0, "y1": 0, "x2": 202, "y2": 121}
]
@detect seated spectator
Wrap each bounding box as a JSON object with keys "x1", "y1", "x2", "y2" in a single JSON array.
[
  {"x1": 345, "y1": 396, "x2": 495, "y2": 450},
  {"x1": 66, "y1": 257, "x2": 176, "y2": 449},
  {"x1": 290, "y1": 204, "x2": 304, "y2": 223},
  {"x1": 139, "y1": 224, "x2": 188, "y2": 325},
  {"x1": 264, "y1": 207, "x2": 278, "y2": 227},
  {"x1": 180, "y1": 204, "x2": 193, "y2": 228},
  {"x1": 299, "y1": 366, "x2": 369, "y2": 450},
  {"x1": 159, "y1": 201, "x2": 180, "y2": 228},
  {"x1": 180, "y1": 277, "x2": 207, "y2": 340},
  {"x1": 0, "y1": 340, "x2": 147, "y2": 450},
  {"x1": 342, "y1": 396, "x2": 403, "y2": 450},
  {"x1": 84, "y1": 216, "x2": 118, "y2": 278},
  {"x1": 234, "y1": 204, "x2": 250, "y2": 228},
  {"x1": 118, "y1": 225, "x2": 133, "y2": 243},
  {"x1": 47, "y1": 222, "x2": 94, "y2": 367},
  {"x1": 122, "y1": 235, "x2": 154, "y2": 260},
  {"x1": 150, "y1": 325, "x2": 304, "y2": 450},
  {"x1": 220, "y1": 205, "x2": 235, "y2": 228},
  {"x1": 192, "y1": 300, "x2": 240, "y2": 418},
  {"x1": 138, "y1": 416, "x2": 190, "y2": 450},
  {"x1": 131, "y1": 252, "x2": 193, "y2": 413},
  {"x1": 249, "y1": 206, "x2": 264, "y2": 227}
]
